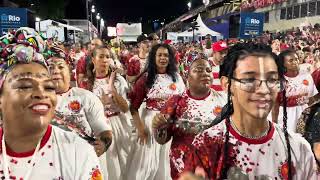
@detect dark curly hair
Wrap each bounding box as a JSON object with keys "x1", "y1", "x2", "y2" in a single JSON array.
[
  {"x1": 145, "y1": 43, "x2": 177, "y2": 88},
  {"x1": 210, "y1": 42, "x2": 292, "y2": 180}
]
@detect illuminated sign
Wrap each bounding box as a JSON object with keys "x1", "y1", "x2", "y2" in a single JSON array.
[{"x1": 241, "y1": 0, "x2": 287, "y2": 10}]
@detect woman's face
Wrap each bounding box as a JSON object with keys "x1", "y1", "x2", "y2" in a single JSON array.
[
  {"x1": 188, "y1": 59, "x2": 213, "y2": 92},
  {"x1": 155, "y1": 47, "x2": 169, "y2": 70},
  {"x1": 0, "y1": 63, "x2": 57, "y2": 132},
  {"x1": 92, "y1": 48, "x2": 113, "y2": 73},
  {"x1": 284, "y1": 53, "x2": 299, "y2": 72},
  {"x1": 48, "y1": 58, "x2": 71, "y2": 93},
  {"x1": 222, "y1": 56, "x2": 280, "y2": 120}
]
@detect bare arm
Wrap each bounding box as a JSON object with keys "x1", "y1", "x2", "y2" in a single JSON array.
[
  {"x1": 130, "y1": 106, "x2": 148, "y2": 145},
  {"x1": 111, "y1": 85, "x2": 129, "y2": 113},
  {"x1": 313, "y1": 142, "x2": 320, "y2": 162}
]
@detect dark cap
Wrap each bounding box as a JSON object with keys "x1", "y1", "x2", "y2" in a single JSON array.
[{"x1": 137, "y1": 34, "x2": 148, "y2": 43}]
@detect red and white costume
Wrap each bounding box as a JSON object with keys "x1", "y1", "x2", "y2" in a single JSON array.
[
  {"x1": 161, "y1": 90, "x2": 227, "y2": 179},
  {"x1": 183, "y1": 120, "x2": 319, "y2": 179},
  {"x1": 208, "y1": 59, "x2": 223, "y2": 92},
  {"x1": 127, "y1": 55, "x2": 147, "y2": 77},
  {"x1": 0, "y1": 125, "x2": 103, "y2": 180},
  {"x1": 92, "y1": 75, "x2": 131, "y2": 180},
  {"x1": 53, "y1": 87, "x2": 111, "y2": 140},
  {"x1": 276, "y1": 72, "x2": 318, "y2": 132},
  {"x1": 52, "y1": 87, "x2": 111, "y2": 179},
  {"x1": 127, "y1": 73, "x2": 185, "y2": 180}
]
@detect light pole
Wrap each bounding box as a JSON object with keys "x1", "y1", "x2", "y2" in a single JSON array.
[
  {"x1": 90, "y1": 6, "x2": 96, "y2": 40},
  {"x1": 96, "y1": 13, "x2": 100, "y2": 37},
  {"x1": 86, "y1": 0, "x2": 90, "y2": 40},
  {"x1": 35, "y1": 17, "x2": 41, "y2": 33},
  {"x1": 91, "y1": 5, "x2": 95, "y2": 24},
  {"x1": 187, "y1": 2, "x2": 191, "y2": 10},
  {"x1": 100, "y1": 18, "x2": 104, "y2": 37}
]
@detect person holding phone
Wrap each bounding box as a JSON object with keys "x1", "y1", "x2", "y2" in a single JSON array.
[{"x1": 86, "y1": 45, "x2": 131, "y2": 180}]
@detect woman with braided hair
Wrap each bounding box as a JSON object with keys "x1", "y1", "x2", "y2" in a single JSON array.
[{"x1": 179, "y1": 42, "x2": 318, "y2": 180}]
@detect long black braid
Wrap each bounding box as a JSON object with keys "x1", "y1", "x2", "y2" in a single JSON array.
[
  {"x1": 278, "y1": 50, "x2": 296, "y2": 180},
  {"x1": 220, "y1": 76, "x2": 233, "y2": 179},
  {"x1": 282, "y1": 89, "x2": 293, "y2": 180},
  {"x1": 210, "y1": 42, "x2": 292, "y2": 179}
]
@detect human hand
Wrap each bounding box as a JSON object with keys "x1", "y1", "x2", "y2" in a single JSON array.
[{"x1": 92, "y1": 139, "x2": 107, "y2": 157}]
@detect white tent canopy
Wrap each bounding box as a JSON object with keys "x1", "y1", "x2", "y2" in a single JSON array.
[{"x1": 178, "y1": 14, "x2": 221, "y2": 37}]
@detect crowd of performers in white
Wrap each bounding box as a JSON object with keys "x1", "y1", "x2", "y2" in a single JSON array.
[{"x1": 0, "y1": 27, "x2": 319, "y2": 180}]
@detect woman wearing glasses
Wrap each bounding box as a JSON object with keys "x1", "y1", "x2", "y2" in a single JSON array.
[
  {"x1": 0, "y1": 28, "x2": 103, "y2": 180},
  {"x1": 179, "y1": 43, "x2": 317, "y2": 180},
  {"x1": 272, "y1": 50, "x2": 318, "y2": 132},
  {"x1": 152, "y1": 52, "x2": 226, "y2": 179}
]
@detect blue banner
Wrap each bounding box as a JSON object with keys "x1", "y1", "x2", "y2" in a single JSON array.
[
  {"x1": 239, "y1": 12, "x2": 264, "y2": 39},
  {"x1": 0, "y1": 8, "x2": 27, "y2": 35}
]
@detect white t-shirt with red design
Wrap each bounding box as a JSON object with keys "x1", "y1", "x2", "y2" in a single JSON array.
[
  {"x1": 0, "y1": 125, "x2": 103, "y2": 180},
  {"x1": 174, "y1": 90, "x2": 227, "y2": 124},
  {"x1": 146, "y1": 74, "x2": 185, "y2": 110},
  {"x1": 53, "y1": 87, "x2": 111, "y2": 140},
  {"x1": 189, "y1": 120, "x2": 319, "y2": 180},
  {"x1": 277, "y1": 72, "x2": 318, "y2": 132}
]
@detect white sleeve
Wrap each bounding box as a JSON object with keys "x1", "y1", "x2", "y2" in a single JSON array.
[
  {"x1": 115, "y1": 75, "x2": 130, "y2": 105},
  {"x1": 290, "y1": 133, "x2": 319, "y2": 179},
  {"x1": 309, "y1": 74, "x2": 318, "y2": 96},
  {"x1": 74, "y1": 138, "x2": 105, "y2": 180},
  {"x1": 301, "y1": 140, "x2": 319, "y2": 179},
  {"x1": 84, "y1": 91, "x2": 112, "y2": 133},
  {"x1": 177, "y1": 74, "x2": 186, "y2": 93}
]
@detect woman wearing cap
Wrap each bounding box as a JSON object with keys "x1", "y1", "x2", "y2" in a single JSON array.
[
  {"x1": 0, "y1": 27, "x2": 103, "y2": 179},
  {"x1": 152, "y1": 53, "x2": 227, "y2": 179},
  {"x1": 86, "y1": 45, "x2": 131, "y2": 180},
  {"x1": 179, "y1": 43, "x2": 318, "y2": 180},
  {"x1": 127, "y1": 43, "x2": 185, "y2": 180},
  {"x1": 45, "y1": 43, "x2": 113, "y2": 179}
]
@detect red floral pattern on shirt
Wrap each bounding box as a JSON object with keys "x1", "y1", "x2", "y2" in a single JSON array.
[
  {"x1": 90, "y1": 167, "x2": 103, "y2": 180},
  {"x1": 279, "y1": 161, "x2": 296, "y2": 180},
  {"x1": 160, "y1": 91, "x2": 227, "y2": 179},
  {"x1": 127, "y1": 56, "x2": 143, "y2": 76}
]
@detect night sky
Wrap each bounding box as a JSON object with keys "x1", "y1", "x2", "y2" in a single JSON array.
[{"x1": 65, "y1": 0, "x2": 203, "y2": 29}]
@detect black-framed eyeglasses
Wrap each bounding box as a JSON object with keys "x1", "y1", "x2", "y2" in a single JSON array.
[{"x1": 231, "y1": 77, "x2": 282, "y2": 92}]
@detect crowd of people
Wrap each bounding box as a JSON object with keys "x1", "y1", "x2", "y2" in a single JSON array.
[{"x1": 0, "y1": 25, "x2": 319, "y2": 180}]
